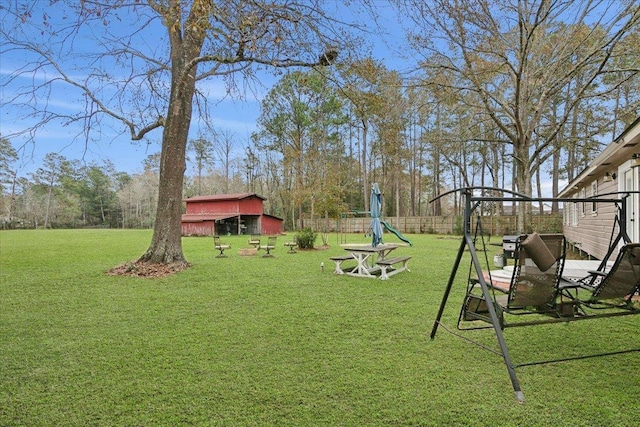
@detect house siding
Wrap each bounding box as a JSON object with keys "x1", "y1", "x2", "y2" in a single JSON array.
[
  {"x1": 563, "y1": 178, "x2": 620, "y2": 258},
  {"x1": 559, "y1": 117, "x2": 640, "y2": 260}
]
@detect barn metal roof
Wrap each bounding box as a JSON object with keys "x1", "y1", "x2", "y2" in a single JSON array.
[{"x1": 183, "y1": 193, "x2": 265, "y2": 202}]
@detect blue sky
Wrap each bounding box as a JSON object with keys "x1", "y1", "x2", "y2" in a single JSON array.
[
  {"x1": 1, "y1": 1, "x2": 577, "y2": 197},
  {"x1": 1, "y1": 2, "x2": 410, "y2": 177},
  {"x1": 1, "y1": 52, "x2": 268, "y2": 175}
]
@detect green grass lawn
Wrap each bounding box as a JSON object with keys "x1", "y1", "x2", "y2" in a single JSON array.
[{"x1": 1, "y1": 230, "x2": 639, "y2": 426}]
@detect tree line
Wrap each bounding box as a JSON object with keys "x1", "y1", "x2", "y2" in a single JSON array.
[
  {"x1": 0, "y1": 138, "x2": 244, "y2": 229},
  {"x1": 0, "y1": 145, "x2": 152, "y2": 229},
  {"x1": 2, "y1": 37, "x2": 638, "y2": 231},
  {"x1": 1, "y1": 1, "x2": 638, "y2": 268}
]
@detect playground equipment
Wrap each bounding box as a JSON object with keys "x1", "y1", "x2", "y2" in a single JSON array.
[
  {"x1": 381, "y1": 221, "x2": 412, "y2": 246},
  {"x1": 336, "y1": 183, "x2": 413, "y2": 246}
]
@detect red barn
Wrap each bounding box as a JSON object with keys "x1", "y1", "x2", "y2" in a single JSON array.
[{"x1": 181, "y1": 193, "x2": 283, "y2": 236}]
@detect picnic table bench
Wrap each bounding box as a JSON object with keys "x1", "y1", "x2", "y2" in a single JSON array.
[
  {"x1": 329, "y1": 255, "x2": 355, "y2": 274},
  {"x1": 376, "y1": 255, "x2": 412, "y2": 280}
]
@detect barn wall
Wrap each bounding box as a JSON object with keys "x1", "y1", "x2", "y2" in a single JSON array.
[
  {"x1": 185, "y1": 200, "x2": 240, "y2": 215},
  {"x1": 261, "y1": 216, "x2": 283, "y2": 235},
  {"x1": 181, "y1": 221, "x2": 215, "y2": 236},
  {"x1": 184, "y1": 196, "x2": 264, "y2": 216},
  {"x1": 182, "y1": 195, "x2": 281, "y2": 236},
  {"x1": 238, "y1": 198, "x2": 264, "y2": 215}
]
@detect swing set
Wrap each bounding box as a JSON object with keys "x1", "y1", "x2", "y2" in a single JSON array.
[{"x1": 430, "y1": 187, "x2": 640, "y2": 402}]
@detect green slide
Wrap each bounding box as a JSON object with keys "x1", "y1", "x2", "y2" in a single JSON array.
[{"x1": 381, "y1": 221, "x2": 413, "y2": 246}]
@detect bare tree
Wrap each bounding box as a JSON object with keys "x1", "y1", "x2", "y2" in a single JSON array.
[
  {"x1": 397, "y1": 0, "x2": 640, "y2": 231},
  {"x1": 31, "y1": 153, "x2": 66, "y2": 229},
  {"x1": 0, "y1": 138, "x2": 19, "y2": 225},
  {"x1": 188, "y1": 136, "x2": 214, "y2": 195},
  {"x1": 337, "y1": 59, "x2": 391, "y2": 212},
  {"x1": 211, "y1": 129, "x2": 236, "y2": 194},
  {"x1": 1, "y1": 0, "x2": 346, "y2": 269}
]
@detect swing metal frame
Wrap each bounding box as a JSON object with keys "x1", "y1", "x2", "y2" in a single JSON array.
[{"x1": 429, "y1": 187, "x2": 639, "y2": 403}]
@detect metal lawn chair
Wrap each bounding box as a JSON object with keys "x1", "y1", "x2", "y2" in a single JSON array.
[
  {"x1": 260, "y1": 236, "x2": 277, "y2": 257},
  {"x1": 463, "y1": 233, "x2": 569, "y2": 327},
  {"x1": 213, "y1": 235, "x2": 231, "y2": 258},
  {"x1": 570, "y1": 243, "x2": 640, "y2": 309},
  {"x1": 248, "y1": 234, "x2": 261, "y2": 248}
]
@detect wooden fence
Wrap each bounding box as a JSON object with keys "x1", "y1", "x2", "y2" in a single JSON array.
[{"x1": 298, "y1": 214, "x2": 563, "y2": 237}]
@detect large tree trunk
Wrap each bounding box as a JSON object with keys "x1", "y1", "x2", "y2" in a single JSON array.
[
  {"x1": 515, "y1": 143, "x2": 533, "y2": 234},
  {"x1": 138, "y1": 117, "x2": 189, "y2": 264},
  {"x1": 138, "y1": 0, "x2": 207, "y2": 265},
  {"x1": 361, "y1": 119, "x2": 369, "y2": 212}
]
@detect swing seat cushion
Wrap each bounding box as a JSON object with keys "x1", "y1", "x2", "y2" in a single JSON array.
[{"x1": 521, "y1": 233, "x2": 556, "y2": 272}]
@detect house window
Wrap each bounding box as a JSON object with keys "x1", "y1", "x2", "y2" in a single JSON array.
[
  {"x1": 572, "y1": 196, "x2": 579, "y2": 226},
  {"x1": 591, "y1": 181, "x2": 598, "y2": 214},
  {"x1": 580, "y1": 188, "x2": 586, "y2": 217}
]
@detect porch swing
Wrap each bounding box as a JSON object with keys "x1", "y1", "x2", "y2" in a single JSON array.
[{"x1": 429, "y1": 187, "x2": 640, "y2": 402}]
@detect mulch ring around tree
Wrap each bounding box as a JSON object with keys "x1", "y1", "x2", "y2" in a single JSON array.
[{"x1": 107, "y1": 261, "x2": 191, "y2": 278}]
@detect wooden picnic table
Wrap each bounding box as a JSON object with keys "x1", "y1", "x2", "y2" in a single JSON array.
[{"x1": 340, "y1": 243, "x2": 402, "y2": 278}]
